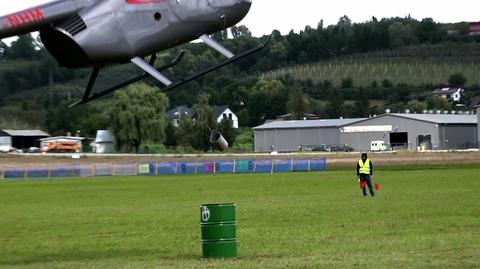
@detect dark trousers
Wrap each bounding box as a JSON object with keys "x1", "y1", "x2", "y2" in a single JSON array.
[{"x1": 360, "y1": 174, "x2": 375, "y2": 196}]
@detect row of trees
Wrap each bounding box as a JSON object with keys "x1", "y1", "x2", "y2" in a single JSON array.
[
  {"x1": 2, "y1": 16, "x2": 479, "y2": 98},
  {"x1": 1, "y1": 17, "x2": 480, "y2": 151}
]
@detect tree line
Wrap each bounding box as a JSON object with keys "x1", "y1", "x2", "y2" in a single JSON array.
[{"x1": 1, "y1": 16, "x2": 480, "y2": 151}]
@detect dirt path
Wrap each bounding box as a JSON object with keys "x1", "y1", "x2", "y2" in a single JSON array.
[{"x1": 1, "y1": 151, "x2": 479, "y2": 168}]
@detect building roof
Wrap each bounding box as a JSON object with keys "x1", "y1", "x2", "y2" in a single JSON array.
[
  {"x1": 469, "y1": 96, "x2": 480, "y2": 109},
  {"x1": 360, "y1": 113, "x2": 478, "y2": 125},
  {"x1": 277, "y1": 113, "x2": 320, "y2": 120},
  {"x1": 39, "y1": 136, "x2": 85, "y2": 141},
  {"x1": 254, "y1": 118, "x2": 366, "y2": 130},
  {"x1": 213, "y1": 105, "x2": 231, "y2": 118},
  {"x1": 1, "y1": 130, "x2": 49, "y2": 137},
  {"x1": 432, "y1": 87, "x2": 464, "y2": 95},
  {"x1": 167, "y1": 106, "x2": 192, "y2": 120}
]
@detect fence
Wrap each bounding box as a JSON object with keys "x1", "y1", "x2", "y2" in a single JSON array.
[{"x1": 0, "y1": 158, "x2": 327, "y2": 180}]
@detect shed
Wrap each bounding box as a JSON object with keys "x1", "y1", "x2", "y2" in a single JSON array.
[
  {"x1": 340, "y1": 113, "x2": 478, "y2": 151},
  {"x1": 0, "y1": 129, "x2": 49, "y2": 149},
  {"x1": 253, "y1": 118, "x2": 365, "y2": 152}
]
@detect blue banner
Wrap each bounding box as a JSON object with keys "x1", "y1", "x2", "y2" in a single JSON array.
[
  {"x1": 2, "y1": 158, "x2": 327, "y2": 180},
  {"x1": 27, "y1": 167, "x2": 49, "y2": 178},
  {"x1": 310, "y1": 158, "x2": 327, "y2": 171},
  {"x1": 4, "y1": 168, "x2": 25, "y2": 179},
  {"x1": 95, "y1": 164, "x2": 114, "y2": 176},
  {"x1": 196, "y1": 162, "x2": 215, "y2": 174},
  {"x1": 178, "y1": 162, "x2": 196, "y2": 174},
  {"x1": 236, "y1": 160, "x2": 254, "y2": 173},
  {"x1": 216, "y1": 161, "x2": 234, "y2": 173},
  {"x1": 293, "y1": 160, "x2": 309, "y2": 171},
  {"x1": 157, "y1": 162, "x2": 177, "y2": 175},
  {"x1": 273, "y1": 160, "x2": 292, "y2": 173},
  {"x1": 254, "y1": 160, "x2": 272, "y2": 173}
]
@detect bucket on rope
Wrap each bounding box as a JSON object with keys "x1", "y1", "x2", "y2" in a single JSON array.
[{"x1": 210, "y1": 130, "x2": 229, "y2": 150}]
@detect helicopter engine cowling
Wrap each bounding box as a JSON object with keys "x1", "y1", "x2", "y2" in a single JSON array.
[
  {"x1": 40, "y1": 0, "x2": 252, "y2": 68},
  {"x1": 40, "y1": 0, "x2": 134, "y2": 68}
]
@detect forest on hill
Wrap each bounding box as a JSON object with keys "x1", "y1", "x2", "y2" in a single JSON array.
[{"x1": 1, "y1": 16, "x2": 479, "y2": 152}]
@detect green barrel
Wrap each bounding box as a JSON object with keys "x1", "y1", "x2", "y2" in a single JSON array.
[{"x1": 200, "y1": 203, "x2": 237, "y2": 258}]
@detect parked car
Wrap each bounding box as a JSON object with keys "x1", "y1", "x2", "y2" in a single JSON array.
[
  {"x1": 0, "y1": 145, "x2": 11, "y2": 153},
  {"x1": 27, "y1": 147, "x2": 41, "y2": 153},
  {"x1": 329, "y1": 144, "x2": 354, "y2": 152},
  {"x1": 312, "y1": 144, "x2": 329, "y2": 152}
]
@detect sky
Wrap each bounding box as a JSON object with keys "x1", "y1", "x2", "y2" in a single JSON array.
[{"x1": 1, "y1": 0, "x2": 479, "y2": 37}]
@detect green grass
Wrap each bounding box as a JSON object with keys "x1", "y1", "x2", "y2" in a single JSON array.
[{"x1": 1, "y1": 167, "x2": 479, "y2": 268}]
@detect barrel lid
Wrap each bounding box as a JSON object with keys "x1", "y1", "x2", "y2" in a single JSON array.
[
  {"x1": 202, "y1": 238, "x2": 237, "y2": 243},
  {"x1": 200, "y1": 203, "x2": 236, "y2": 207}
]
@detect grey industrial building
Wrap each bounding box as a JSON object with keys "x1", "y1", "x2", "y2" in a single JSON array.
[
  {"x1": 253, "y1": 118, "x2": 365, "y2": 152},
  {"x1": 340, "y1": 114, "x2": 478, "y2": 151},
  {"x1": 477, "y1": 105, "x2": 480, "y2": 148},
  {"x1": 253, "y1": 113, "x2": 478, "y2": 152}
]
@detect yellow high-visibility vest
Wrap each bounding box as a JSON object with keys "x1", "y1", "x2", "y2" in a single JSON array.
[{"x1": 358, "y1": 159, "x2": 371, "y2": 174}]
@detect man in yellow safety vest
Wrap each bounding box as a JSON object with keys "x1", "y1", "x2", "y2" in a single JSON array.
[{"x1": 357, "y1": 153, "x2": 375, "y2": 197}]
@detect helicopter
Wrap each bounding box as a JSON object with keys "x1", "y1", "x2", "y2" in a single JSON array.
[{"x1": 0, "y1": 0, "x2": 270, "y2": 108}]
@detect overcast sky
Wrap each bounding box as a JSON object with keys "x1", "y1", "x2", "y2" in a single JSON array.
[{"x1": 1, "y1": 0, "x2": 479, "y2": 37}]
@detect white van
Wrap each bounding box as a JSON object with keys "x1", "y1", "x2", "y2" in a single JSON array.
[
  {"x1": 0, "y1": 145, "x2": 12, "y2": 153},
  {"x1": 371, "y1": 140, "x2": 387, "y2": 151}
]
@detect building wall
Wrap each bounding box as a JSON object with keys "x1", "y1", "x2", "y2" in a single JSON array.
[
  {"x1": 254, "y1": 115, "x2": 478, "y2": 152},
  {"x1": 477, "y1": 108, "x2": 480, "y2": 148},
  {"x1": 276, "y1": 129, "x2": 299, "y2": 151},
  {"x1": 217, "y1": 109, "x2": 239, "y2": 129},
  {"x1": 254, "y1": 127, "x2": 341, "y2": 152},
  {"x1": 441, "y1": 125, "x2": 477, "y2": 149},
  {"x1": 254, "y1": 129, "x2": 278, "y2": 152},
  {"x1": 340, "y1": 115, "x2": 441, "y2": 150},
  {"x1": 0, "y1": 136, "x2": 12, "y2": 147},
  {"x1": 340, "y1": 132, "x2": 388, "y2": 151}
]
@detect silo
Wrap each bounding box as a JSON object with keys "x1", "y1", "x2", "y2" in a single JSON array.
[{"x1": 95, "y1": 130, "x2": 115, "y2": 153}]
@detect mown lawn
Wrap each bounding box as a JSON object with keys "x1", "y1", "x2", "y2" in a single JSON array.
[{"x1": 0, "y1": 167, "x2": 479, "y2": 268}]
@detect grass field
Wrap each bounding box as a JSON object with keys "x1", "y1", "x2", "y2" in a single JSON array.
[{"x1": 1, "y1": 167, "x2": 479, "y2": 268}]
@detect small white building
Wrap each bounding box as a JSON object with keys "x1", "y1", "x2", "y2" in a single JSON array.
[
  {"x1": 213, "y1": 106, "x2": 239, "y2": 129},
  {"x1": 432, "y1": 87, "x2": 465, "y2": 102}
]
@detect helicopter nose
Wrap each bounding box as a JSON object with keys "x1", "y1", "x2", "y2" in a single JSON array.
[
  {"x1": 233, "y1": 0, "x2": 252, "y2": 18},
  {"x1": 209, "y1": 0, "x2": 252, "y2": 24}
]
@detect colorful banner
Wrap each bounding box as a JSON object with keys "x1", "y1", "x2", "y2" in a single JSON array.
[{"x1": 0, "y1": 158, "x2": 327, "y2": 180}]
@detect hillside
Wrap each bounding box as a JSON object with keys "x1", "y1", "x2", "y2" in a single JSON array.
[
  {"x1": 2, "y1": 16, "x2": 480, "y2": 151},
  {"x1": 263, "y1": 44, "x2": 480, "y2": 87}
]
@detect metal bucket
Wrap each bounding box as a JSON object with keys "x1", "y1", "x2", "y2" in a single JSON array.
[
  {"x1": 200, "y1": 203, "x2": 237, "y2": 258},
  {"x1": 210, "y1": 130, "x2": 229, "y2": 150}
]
